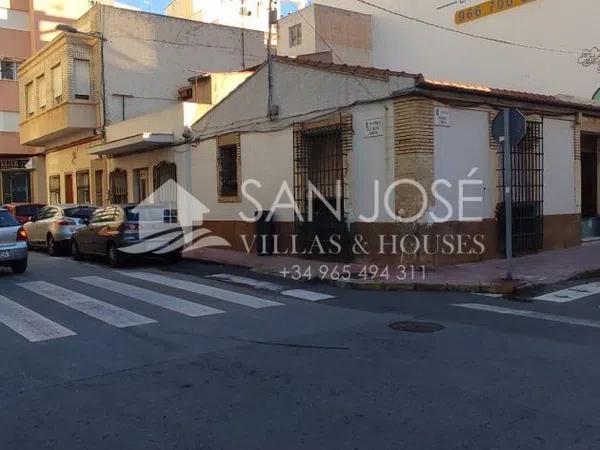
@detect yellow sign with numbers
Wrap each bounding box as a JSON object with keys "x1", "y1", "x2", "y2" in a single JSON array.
[{"x1": 455, "y1": 0, "x2": 537, "y2": 25}]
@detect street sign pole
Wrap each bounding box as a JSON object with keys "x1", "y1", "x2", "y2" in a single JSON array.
[{"x1": 502, "y1": 108, "x2": 513, "y2": 280}]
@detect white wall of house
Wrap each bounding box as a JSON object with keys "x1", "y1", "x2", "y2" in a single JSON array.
[
  {"x1": 349, "y1": 100, "x2": 395, "y2": 223},
  {"x1": 543, "y1": 117, "x2": 577, "y2": 215},
  {"x1": 186, "y1": 128, "x2": 294, "y2": 222},
  {"x1": 432, "y1": 107, "x2": 494, "y2": 222},
  {"x1": 194, "y1": 60, "x2": 416, "y2": 138},
  {"x1": 316, "y1": 0, "x2": 600, "y2": 98}
]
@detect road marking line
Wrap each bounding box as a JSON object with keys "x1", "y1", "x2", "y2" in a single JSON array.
[
  {"x1": 207, "y1": 273, "x2": 336, "y2": 302},
  {"x1": 0, "y1": 294, "x2": 76, "y2": 342},
  {"x1": 534, "y1": 282, "x2": 600, "y2": 303},
  {"x1": 74, "y1": 276, "x2": 225, "y2": 318},
  {"x1": 455, "y1": 303, "x2": 600, "y2": 329},
  {"x1": 281, "y1": 289, "x2": 335, "y2": 302},
  {"x1": 206, "y1": 273, "x2": 283, "y2": 292},
  {"x1": 119, "y1": 272, "x2": 283, "y2": 309},
  {"x1": 19, "y1": 281, "x2": 157, "y2": 328}
]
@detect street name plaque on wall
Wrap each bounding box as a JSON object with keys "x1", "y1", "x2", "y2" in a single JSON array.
[{"x1": 455, "y1": 0, "x2": 537, "y2": 25}]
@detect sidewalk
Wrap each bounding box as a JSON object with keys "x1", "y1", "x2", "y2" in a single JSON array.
[{"x1": 183, "y1": 241, "x2": 600, "y2": 294}]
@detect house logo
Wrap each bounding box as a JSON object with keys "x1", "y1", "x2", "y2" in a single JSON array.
[{"x1": 118, "y1": 179, "x2": 231, "y2": 255}]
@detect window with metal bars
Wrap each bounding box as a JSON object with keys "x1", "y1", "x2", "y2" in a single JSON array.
[
  {"x1": 293, "y1": 121, "x2": 351, "y2": 257},
  {"x1": 109, "y1": 169, "x2": 128, "y2": 204},
  {"x1": 498, "y1": 120, "x2": 544, "y2": 254},
  {"x1": 217, "y1": 144, "x2": 239, "y2": 199},
  {"x1": 49, "y1": 175, "x2": 61, "y2": 204},
  {"x1": 76, "y1": 170, "x2": 90, "y2": 204},
  {"x1": 153, "y1": 161, "x2": 177, "y2": 205}
]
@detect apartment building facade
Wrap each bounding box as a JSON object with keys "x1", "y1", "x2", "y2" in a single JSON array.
[
  {"x1": 277, "y1": 3, "x2": 373, "y2": 66},
  {"x1": 18, "y1": 4, "x2": 267, "y2": 207},
  {"x1": 0, "y1": 0, "x2": 138, "y2": 204},
  {"x1": 165, "y1": 0, "x2": 281, "y2": 31},
  {"x1": 313, "y1": 0, "x2": 599, "y2": 99}
]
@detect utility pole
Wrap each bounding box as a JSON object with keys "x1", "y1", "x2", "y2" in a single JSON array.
[
  {"x1": 502, "y1": 108, "x2": 513, "y2": 280},
  {"x1": 267, "y1": 0, "x2": 276, "y2": 119}
]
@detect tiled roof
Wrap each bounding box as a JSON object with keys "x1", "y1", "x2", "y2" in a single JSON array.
[
  {"x1": 272, "y1": 55, "x2": 420, "y2": 81},
  {"x1": 419, "y1": 78, "x2": 600, "y2": 112},
  {"x1": 271, "y1": 55, "x2": 600, "y2": 112}
]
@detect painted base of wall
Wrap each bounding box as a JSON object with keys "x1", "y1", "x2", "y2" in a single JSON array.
[{"x1": 198, "y1": 214, "x2": 581, "y2": 267}]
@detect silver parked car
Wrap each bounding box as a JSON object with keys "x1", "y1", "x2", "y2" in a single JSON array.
[
  {"x1": 24, "y1": 204, "x2": 97, "y2": 256},
  {"x1": 0, "y1": 207, "x2": 28, "y2": 273}
]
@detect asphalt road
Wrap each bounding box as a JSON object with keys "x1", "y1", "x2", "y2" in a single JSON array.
[{"x1": 2, "y1": 251, "x2": 600, "y2": 449}]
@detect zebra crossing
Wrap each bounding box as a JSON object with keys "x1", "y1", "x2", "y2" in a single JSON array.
[{"x1": 0, "y1": 271, "x2": 337, "y2": 344}]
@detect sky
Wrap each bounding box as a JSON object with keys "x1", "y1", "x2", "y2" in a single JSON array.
[{"x1": 123, "y1": 0, "x2": 297, "y2": 15}]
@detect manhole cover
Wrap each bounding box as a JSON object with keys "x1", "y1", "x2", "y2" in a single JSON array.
[{"x1": 388, "y1": 321, "x2": 445, "y2": 333}]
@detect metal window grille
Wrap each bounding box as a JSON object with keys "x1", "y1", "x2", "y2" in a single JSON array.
[
  {"x1": 76, "y1": 170, "x2": 90, "y2": 204},
  {"x1": 109, "y1": 169, "x2": 128, "y2": 204},
  {"x1": 217, "y1": 145, "x2": 239, "y2": 197},
  {"x1": 49, "y1": 176, "x2": 61, "y2": 204},
  {"x1": 94, "y1": 170, "x2": 104, "y2": 206},
  {"x1": 294, "y1": 122, "x2": 350, "y2": 255},
  {"x1": 498, "y1": 120, "x2": 544, "y2": 254},
  {"x1": 152, "y1": 162, "x2": 177, "y2": 205}
]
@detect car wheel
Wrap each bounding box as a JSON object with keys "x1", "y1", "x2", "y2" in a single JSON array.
[
  {"x1": 72, "y1": 239, "x2": 83, "y2": 261},
  {"x1": 47, "y1": 234, "x2": 58, "y2": 257},
  {"x1": 165, "y1": 251, "x2": 182, "y2": 264},
  {"x1": 108, "y1": 243, "x2": 124, "y2": 268},
  {"x1": 11, "y1": 259, "x2": 27, "y2": 274}
]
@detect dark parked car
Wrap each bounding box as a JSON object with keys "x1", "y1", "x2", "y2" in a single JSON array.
[
  {"x1": 0, "y1": 207, "x2": 28, "y2": 273},
  {"x1": 2, "y1": 203, "x2": 46, "y2": 225},
  {"x1": 71, "y1": 204, "x2": 183, "y2": 267}
]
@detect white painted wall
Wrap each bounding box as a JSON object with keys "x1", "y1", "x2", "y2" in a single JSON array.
[
  {"x1": 543, "y1": 118, "x2": 576, "y2": 215},
  {"x1": 316, "y1": 0, "x2": 600, "y2": 98},
  {"x1": 350, "y1": 100, "x2": 394, "y2": 223},
  {"x1": 432, "y1": 107, "x2": 493, "y2": 222},
  {"x1": 0, "y1": 7, "x2": 29, "y2": 31},
  {"x1": 186, "y1": 128, "x2": 294, "y2": 222},
  {"x1": 193, "y1": 60, "x2": 415, "y2": 137}
]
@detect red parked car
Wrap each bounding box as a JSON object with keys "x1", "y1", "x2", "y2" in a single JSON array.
[{"x1": 2, "y1": 203, "x2": 46, "y2": 225}]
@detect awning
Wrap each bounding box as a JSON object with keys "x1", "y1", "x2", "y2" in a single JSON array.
[{"x1": 89, "y1": 133, "x2": 175, "y2": 157}]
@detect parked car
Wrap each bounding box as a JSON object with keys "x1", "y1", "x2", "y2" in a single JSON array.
[
  {"x1": 72, "y1": 204, "x2": 183, "y2": 267},
  {"x1": 0, "y1": 207, "x2": 28, "y2": 273},
  {"x1": 24, "y1": 204, "x2": 98, "y2": 256},
  {"x1": 1, "y1": 203, "x2": 46, "y2": 225}
]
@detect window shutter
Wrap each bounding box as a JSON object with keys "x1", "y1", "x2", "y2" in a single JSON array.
[
  {"x1": 37, "y1": 74, "x2": 46, "y2": 108},
  {"x1": 51, "y1": 65, "x2": 62, "y2": 102},
  {"x1": 74, "y1": 59, "x2": 90, "y2": 99}
]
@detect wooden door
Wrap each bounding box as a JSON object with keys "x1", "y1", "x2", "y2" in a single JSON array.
[{"x1": 65, "y1": 173, "x2": 74, "y2": 204}]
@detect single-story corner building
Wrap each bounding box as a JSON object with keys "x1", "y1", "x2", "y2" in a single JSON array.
[{"x1": 186, "y1": 56, "x2": 600, "y2": 266}]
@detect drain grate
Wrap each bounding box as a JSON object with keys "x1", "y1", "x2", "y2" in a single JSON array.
[{"x1": 388, "y1": 321, "x2": 445, "y2": 333}]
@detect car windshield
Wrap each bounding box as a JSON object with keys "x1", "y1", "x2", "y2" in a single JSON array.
[
  {"x1": 124, "y1": 206, "x2": 177, "y2": 223},
  {"x1": 15, "y1": 205, "x2": 44, "y2": 217},
  {"x1": 0, "y1": 211, "x2": 20, "y2": 228},
  {"x1": 64, "y1": 207, "x2": 97, "y2": 219}
]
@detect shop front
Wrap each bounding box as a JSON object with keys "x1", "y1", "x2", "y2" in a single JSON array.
[{"x1": 0, "y1": 159, "x2": 32, "y2": 204}]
